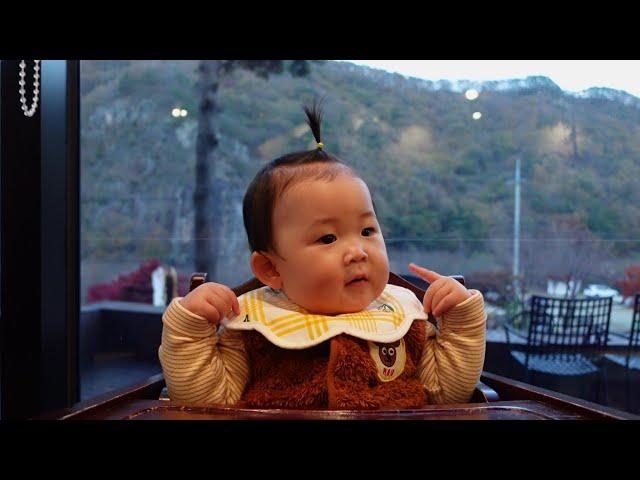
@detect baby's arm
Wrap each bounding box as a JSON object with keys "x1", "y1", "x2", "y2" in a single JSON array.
[
  {"x1": 416, "y1": 292, "x2": 486, "y2": 404},
  {"x1": 158, "y1": 283, "x2": 250, "y2": 405},
  {"x1": 408, "y1": 263, "x2": 487, "y2": 404}
]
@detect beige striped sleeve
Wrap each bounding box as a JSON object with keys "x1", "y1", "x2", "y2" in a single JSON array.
[
  {"x1": 417, "y1": 290, "x2": 487, "y2": 404},
  {"x1": 158, "y1": 298, "x2": 250, "y2": 405}
]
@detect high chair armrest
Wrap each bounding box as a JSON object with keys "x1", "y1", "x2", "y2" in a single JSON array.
[{"x1": 471, "y1": 380, "x2": 500, "y2": 402}]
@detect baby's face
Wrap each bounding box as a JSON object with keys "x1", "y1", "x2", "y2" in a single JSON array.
[{"x1": 268, "y1": 173, "x2": 389, "y2": 315}]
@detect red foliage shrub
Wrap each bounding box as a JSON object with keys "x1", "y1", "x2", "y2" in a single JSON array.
[
  {"x1": 87, "y1": 259, "x2": 161, "y2": 303},
  {"x1": 87, "y1": 259, "x2": 193, "y2": 304},
  {"x1": 616, "y1": 265, "x2": 640, "y2": 299}
]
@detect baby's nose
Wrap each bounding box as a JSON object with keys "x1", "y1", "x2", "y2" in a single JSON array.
[{"x1": 344, "y1": 243, "x2": 368, "y2": 263}]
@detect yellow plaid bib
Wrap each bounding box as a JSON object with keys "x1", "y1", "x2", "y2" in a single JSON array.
[{"x1": 222, "y1": 284, "x2": 429, "y2": 349}]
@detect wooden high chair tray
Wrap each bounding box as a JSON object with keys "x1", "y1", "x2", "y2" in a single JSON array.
[
  {"x1": 60, "y1": 399, "x2": 593, "y2": 420},
  {"x1": 43, "y1": 371, "x2": 638, "y2": 420}
]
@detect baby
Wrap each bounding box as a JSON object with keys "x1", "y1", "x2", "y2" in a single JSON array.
[{"x1": 159, "y1": 103, "x2": 486, "y2": 409}]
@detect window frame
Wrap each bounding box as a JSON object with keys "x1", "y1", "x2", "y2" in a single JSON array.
[{"x1": 0, "y1": 60, "x2": 80, "y2": 419}]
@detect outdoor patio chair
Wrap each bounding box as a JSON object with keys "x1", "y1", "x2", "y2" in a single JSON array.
[
  {"x1": 504, "y1": 295, "x2": 613, "y2": 401},
  {"x1": 602, "y1": 293, "x2": 639, "y2": 411},
  {"x1": 604, "y1": 293, "x2": 640, "y2": 371}
]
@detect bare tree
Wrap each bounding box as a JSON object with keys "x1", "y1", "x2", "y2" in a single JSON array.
[
  {"x1": 194, "y1": 60, "x2": 222, "y2": 275},
  {"x1": 546, "y1": 218, "x2": 612, "y2": 298},
  {"x1": 193, "y1": 60, "x2": 313, "y2": 276}
]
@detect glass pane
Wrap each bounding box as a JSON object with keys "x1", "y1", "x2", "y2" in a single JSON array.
[
  {"x1": 80, "y1": 60, "x2": 640, "y2": 413},
  {"x1": 348, "y1": 60, "x2": 640, "y2": 414},
  {"x1": 80, "y1": 61, "x2": 191, "y2": 399}
]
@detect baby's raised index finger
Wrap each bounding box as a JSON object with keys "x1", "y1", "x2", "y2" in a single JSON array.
[{"x1": 408, "y1": 263, "x2": 443, "y2": 282}]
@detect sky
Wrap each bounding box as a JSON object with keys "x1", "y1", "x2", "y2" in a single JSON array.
[{"x1": 343, "y1": 60, "x2": 640, "y2": 98}]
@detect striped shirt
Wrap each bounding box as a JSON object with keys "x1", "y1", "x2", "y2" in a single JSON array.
[{"x1": 158, "y1": 290, "x2": 486, "y2": 406}]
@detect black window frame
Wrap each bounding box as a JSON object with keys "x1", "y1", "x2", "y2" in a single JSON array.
[{"x1": 1, "y1": 60, "x2": 80, "y2": 419}]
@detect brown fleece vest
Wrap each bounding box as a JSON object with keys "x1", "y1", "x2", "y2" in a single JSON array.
[{"x1": 237, "y1": 320, "x2": 427, "y2": 409}]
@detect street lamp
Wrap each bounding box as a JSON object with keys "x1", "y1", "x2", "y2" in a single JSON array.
[
  {"x1": 171, "y1": 107, "x2": 188, "y2": 118},
  {"x1": 465, "y1": 88, "x2": 479, "y2": 101},
  {"x1": 465, "y1": 87, "x2": 521, "y2": 305}
]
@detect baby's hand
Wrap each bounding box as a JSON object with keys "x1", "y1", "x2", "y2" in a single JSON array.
[
  {"x1": 179, "y1": 282, "x2": 240, "y2": 327},
  {"x1": 408, "y1": 263, "x2": 472, "y2": 317}
]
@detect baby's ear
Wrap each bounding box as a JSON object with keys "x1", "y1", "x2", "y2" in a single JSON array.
[{"x1": 250, "y1": 251, "x2": 282, "y2": 290}]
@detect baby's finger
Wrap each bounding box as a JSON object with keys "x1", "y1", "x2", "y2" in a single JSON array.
[
  {"x1": 432, "y1": 292, "x2": 459, "y2": 317},
  {"x1": 423, "y1": 278, "x2": 447, "y2": 314},
  {"x1": 207, "y1": 289, "x2": 234, "y2": 318},
  {"x1": 200, "y1": 302, "x2": 221, "y2": 325},
  {"x1": 221, "y1": 285, "x2": 241, "y2": 316},
  {"x1": 430, "y1": 283, "x2": 453, "y2": 315},
  {"x1": 409, "y1": 263, "x2": 443, "y2": 284}
]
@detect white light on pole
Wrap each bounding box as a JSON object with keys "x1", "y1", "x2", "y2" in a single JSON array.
[
  {"x1": 180, "y1": 109, "x2": 188, "y2": 117},
  {"x1": 472, "y1": 111, "x2": 482, "y2": 120},
  {"x1": 465, "y1": 89, "x2": 479, "y2": 100},
  {"x1": 171, "y1": 108, "x2": 181, "y2": 118}
]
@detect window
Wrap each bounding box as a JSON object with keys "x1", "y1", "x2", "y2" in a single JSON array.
[{"x1": 80, "y1": 60, "x2": 640, "y2": 414}]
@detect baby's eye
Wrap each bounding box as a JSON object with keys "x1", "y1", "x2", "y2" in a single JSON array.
[
  {"x1": 319, "y1": 234, "x2": 337, "y2": 244},
  {"x1": 362, "y1": 227, "x2": 375, "y2": 237}
]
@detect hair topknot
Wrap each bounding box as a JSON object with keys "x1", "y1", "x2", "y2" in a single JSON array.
[
  {"x1": 243, "y1": 99, "x2": 364, "y2": 253},
  {"x1": 303, "y1": 99, "x2": 324, "y2": 146}
]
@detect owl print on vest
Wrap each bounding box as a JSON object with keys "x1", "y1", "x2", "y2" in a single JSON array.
[{"x1": 368, "y1": 338, "x2": 407, "y2": 382}]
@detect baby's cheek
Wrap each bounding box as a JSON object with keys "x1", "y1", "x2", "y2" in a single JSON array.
[
  {"x1": 309, "y1": 262, "x2": 339, "y2": 284},
  {"x1": 299, "y1": 271, "x2": 333, "y2": 298}
]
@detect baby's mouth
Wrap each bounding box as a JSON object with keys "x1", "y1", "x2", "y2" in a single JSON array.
[{"x1": 346, "y1": 275, "x2": 368, "y2": 286}]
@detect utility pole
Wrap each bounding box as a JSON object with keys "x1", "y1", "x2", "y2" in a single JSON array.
[{"x1": 513, "y1": 154, "x2": 522, "y2": 305}]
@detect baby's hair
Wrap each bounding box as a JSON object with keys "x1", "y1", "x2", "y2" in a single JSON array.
[
  {"x1": 303, "y1": 102, "x2": 323, "y2": 150},
  {"x1": 243, "y1": 100, "x2": 356, "y2": 254}
]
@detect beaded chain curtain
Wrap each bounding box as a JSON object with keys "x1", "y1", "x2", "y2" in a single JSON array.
[{"x1": 19, "y1": 60, "x2": 40, "y2": 117}]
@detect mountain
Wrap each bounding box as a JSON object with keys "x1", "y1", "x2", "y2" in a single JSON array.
[{"x1": 80, "y1": 60, "x2": 640, "y2": 288}]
